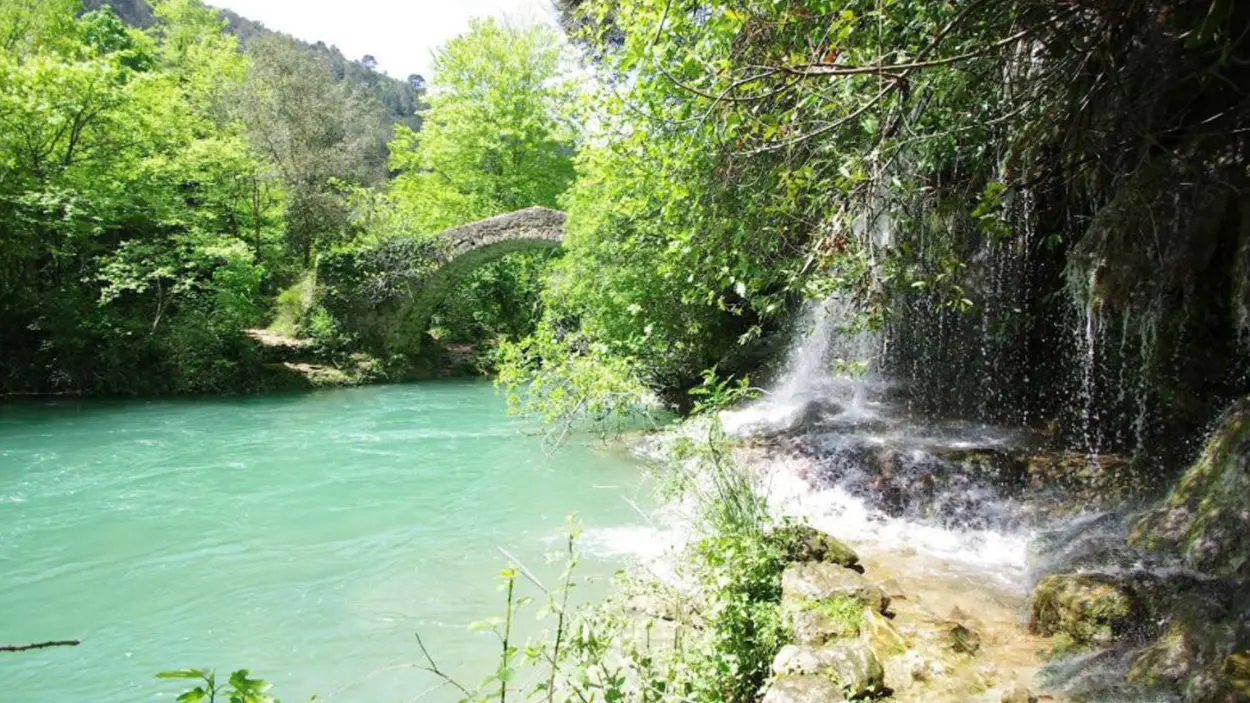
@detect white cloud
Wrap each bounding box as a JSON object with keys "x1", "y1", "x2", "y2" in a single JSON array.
[{"x1": 208, "y1": 0, "x2": 558, "y2": 79}]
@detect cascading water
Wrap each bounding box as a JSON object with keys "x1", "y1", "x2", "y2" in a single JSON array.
[
  {"x1": 720, "y1": 294, "x2": 1184, "y2": 702},
  {"x1": 721, "y1": 295, "x2": 881, "y2": 436}
]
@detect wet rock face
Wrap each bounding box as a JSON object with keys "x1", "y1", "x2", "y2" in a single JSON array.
[
  {"x1": 786, "y1": 431, "x2": 1136, "y2": 533},
  {"x1": 1129, "y1": 397, "x2": 1250, "y2": 580},
  {"x1": 1028, "y1": 573, "x2": 1141, "y2": 647},
  {"x1": 791, "y1": 438, "x2": 1018, "y2": 530},
  {"x1": 1125, "y1": 591, "x2": 1250, "y2": 702}
]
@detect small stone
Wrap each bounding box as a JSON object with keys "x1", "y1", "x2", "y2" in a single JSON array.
[
  {"x1": 1000, "y1": 686, "x2": 1037, "y2": 703},
  {"x1": 783, "y1": 562, "x2": 891, "y2": 614},
  {"x1": 945, "y1": 622, "x2": 981, "y2": 655},
  {"x1": 762, "y1": 675, "x2": 847, "y2": 703}
]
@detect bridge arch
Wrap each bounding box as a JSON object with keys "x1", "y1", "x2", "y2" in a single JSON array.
[{"x1": 386, "y1": 206, "x2": 566, "y2": 358}]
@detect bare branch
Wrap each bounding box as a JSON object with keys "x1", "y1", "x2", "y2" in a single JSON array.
[
  {"x1": 0, "y1": 640, "x2": 80, "y2": 653},
  {"x1": 413, "y1": 631, "x2": 472, "y2": 698}
]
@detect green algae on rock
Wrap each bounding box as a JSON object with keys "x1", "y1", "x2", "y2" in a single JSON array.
[
  {"x1": 1028, "y1": 573, "x2": 1140, "y2": 648},
  {"x1": 1129, "y1": 397, "x2": 1250, "y2": 580},
  {"x1": 770, "y1": 523, "x2": 863, "y2": 571}
]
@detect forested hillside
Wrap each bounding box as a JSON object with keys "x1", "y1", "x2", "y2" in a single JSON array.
[
  {"x1": 0, "y1": 0, "x2": 571, "y2": 396},
  {"x1": 82, "y1": 0, "x2": 426, "y2": 133}
]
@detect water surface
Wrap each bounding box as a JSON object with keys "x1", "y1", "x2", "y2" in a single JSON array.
[{"x1": 0, "y1": 382, "x2": 651, "y2": 702}]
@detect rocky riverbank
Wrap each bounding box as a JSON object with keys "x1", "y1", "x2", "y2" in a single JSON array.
[
  {"x1": 717, "y1": 393, "x2": 1250, "y2": 703},
  {"x1": 1027, "y1": 398, "x2": 1250, "y2": 702}
]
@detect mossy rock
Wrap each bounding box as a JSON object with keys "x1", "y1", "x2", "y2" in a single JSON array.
[
  {"x1": 1126, "y1": 594, "x2": 1250, "y2": 702},
  {"x1": 861, "y1": 608, "x2": 907, "y2": 659},
  {"x1": 1223, "y1": 652, "x2": 1250, "y2": 698},
  {"x1": 783, "y1": 563, "x2": 890, "y2": 615},
  {"x1": 1127, "y1": 620, "x2": 1207, "y2": 693},
  {"x1": 791, "y1": 596, "x2": 864, "y2": 645},
  {"x1": 1028, "y1": 573, "x2": 1140, "y2": 648},
  {"x1": 1129, "y1": 397, "x2": 1250, "y2": 579},
  {"x1": 770, "y1": 524, "x2": 862, "y2": 571},
  {"x1": 944, "y1": 622, "x2": 981, "y2": 656}
]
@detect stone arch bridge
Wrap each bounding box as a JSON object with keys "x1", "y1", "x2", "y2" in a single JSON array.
[{"x1": 386, "y1": 206, "x2": 566, "y2": 358}]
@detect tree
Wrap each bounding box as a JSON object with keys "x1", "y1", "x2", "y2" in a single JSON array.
[
  {"x1": 387, "y1": 18, "x2": 575, "y2": 232},
  {"x1": 239, "y1": 34, "x2": 387, "y2": 266},
  {"x1": 0, "y1": 0, "x2": 270, "y2": 394}
]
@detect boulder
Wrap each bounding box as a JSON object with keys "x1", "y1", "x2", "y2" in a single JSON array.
[
  {"x1": 762, "y1": 675, "x2": 847, "y2": 703},
  {"x1": 773, "y1": 642, "x2": 885, "y2": 698},
  {"x1": 771, "y1": 524, "x2": 863, "y2": 571},
  {"x1": 783, "y1": 563, "x2": 891, "y2": 615},
  {"x1": 1129, "y1": 397, "x2": 1250, "y2": 579},
  {"x1": 1126, "y1": 594, "x2": 1250, "y2": 700},
  {"x1": 1028, "y1": 573, "x2": 1140, "y2": 647}
]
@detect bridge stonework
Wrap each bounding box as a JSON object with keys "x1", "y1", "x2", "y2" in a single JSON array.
[{"x1": 386, "y1": 206, "x2": 566, "y2": 359}]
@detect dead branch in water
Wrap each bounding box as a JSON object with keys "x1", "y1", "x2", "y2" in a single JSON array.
[{"x1": 0, "y1": 640, "x2": 80, "y2": 653}]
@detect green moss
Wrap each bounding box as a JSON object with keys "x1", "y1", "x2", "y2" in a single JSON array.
[
  {"x1": 799, "y1": 596, "x2": 864, "y2": 638},
  {"x1": 769, "y1": 523, "x2": 861, "y2": 569},
  {"x1": 1129, "y1": 397, "x2": 1250, "y2": 579},
  {"x1": 1029, "y1": 573, "x2": 1139, "y2": 649},
  {"x1": 1047, "y1": 632, "x2": 1081, "y2": 656}
]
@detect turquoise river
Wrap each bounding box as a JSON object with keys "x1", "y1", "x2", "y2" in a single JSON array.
[{"x1": 0, "y1": 381, "x2": 654, "y2": 703}]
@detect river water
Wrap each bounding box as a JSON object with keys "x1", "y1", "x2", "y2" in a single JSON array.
[{"x1": 0, "y1": 381, "x2": 653, "y2": 703}]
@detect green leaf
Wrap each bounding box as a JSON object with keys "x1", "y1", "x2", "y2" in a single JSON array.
[{"x1": 158, "y1": 669, "x2": 207, "y2": 680}]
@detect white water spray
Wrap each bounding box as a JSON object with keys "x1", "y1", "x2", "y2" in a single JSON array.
[{"x1": 722, "y1": 295, "x2": 880, "y2": 435}]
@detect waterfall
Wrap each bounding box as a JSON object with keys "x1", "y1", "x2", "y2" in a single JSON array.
[
  {"x1": 719, "y1": 288, "x2": 1185, "y2": 703},
  {"x1": 722, "y1": 295, "x2": 880, "y2": 436}
]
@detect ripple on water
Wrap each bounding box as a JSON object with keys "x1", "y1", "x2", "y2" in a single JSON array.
[{"x1": 0, "y1": 383, "x2": 653, "y2": 703}]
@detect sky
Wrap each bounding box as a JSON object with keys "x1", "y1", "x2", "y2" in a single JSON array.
[{"x1": 209, "y1": 0, "x2": 558, "y2": 80}]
